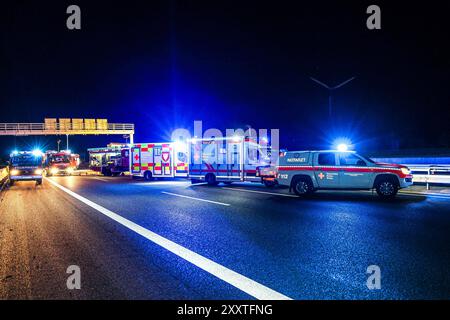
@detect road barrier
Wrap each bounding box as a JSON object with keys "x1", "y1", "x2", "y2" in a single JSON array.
[
  {"x1": 408, "y1": 165, "x2": 450, "y2": 189},
  {"x1": 0, "y1": 167, "x2": 9, "y2": 191}
]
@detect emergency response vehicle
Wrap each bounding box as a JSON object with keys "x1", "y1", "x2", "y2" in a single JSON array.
[
  {"x1": 9, "y1": 150, "x2": 44, "y2": 186},
  {"x1": 275, "y1": 150, "x2": 413, "y2": 198},
  {"x1": 45, "y1": 150, "x2": 80, "y2": 176},
  {"x1": 88, "y1": 144, "x2": 129, "y2": 176},
  {"x1": 131, "y1": 142, "x2": 188, "y2": 180},
  {"x1": 188, "y1": 136, "x2": 272, "y2": 185}
]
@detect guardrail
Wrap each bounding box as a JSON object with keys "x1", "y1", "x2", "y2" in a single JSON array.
[
  {"x1": 408, "y1": 165, "x2": 450, "y2": 190},
  {"x1": 0, "y1": 167, "x2": 9, "y2": 191}
]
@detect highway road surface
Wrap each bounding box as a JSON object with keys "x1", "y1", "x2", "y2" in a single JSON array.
[{"x1": 0, "y1": 176, "x2": 449, "y2": 299}]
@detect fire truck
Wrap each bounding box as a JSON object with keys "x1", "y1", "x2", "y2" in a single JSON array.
[
  {"x1": 88, "y1": 144, "x2": 129, "y2": 176},
  {"x1": 45, "y1": 150, "x2": 80, "y2": 176},
  {"x1": 9, "y1": 150, "x2": 45, "y2": 185},
  {"x1": 188, "y1": 136, "x2": 272, "y2": 185},
  {"x1": 130, "y1": 142, "x2": 188, "y2": 180}
]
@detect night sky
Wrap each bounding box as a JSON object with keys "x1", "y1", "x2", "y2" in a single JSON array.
[{"x1": 1, "y1": 1, "x2": 449, "y2": 159}]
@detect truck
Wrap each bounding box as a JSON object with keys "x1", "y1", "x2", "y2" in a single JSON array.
[
  {"x1": 188, "y1": 136, "x2": 272, "y2": 185},
  {"x1": 275, "y1": 150, "x2": 413, "y2": 198},
  {"x1": 45, "y1": 150, "x2": 80, "y2": 176},
  {"x1": 9, "y1": 150, "x2": 45, "y2": 186},
  {"x1": 88, "y1": 144, "x2": 129, "y2": 176},
  {"x1": 130, "y1": 142, "x2": 189, "y2": 180}
]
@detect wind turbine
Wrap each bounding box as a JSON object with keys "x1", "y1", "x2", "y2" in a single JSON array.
[{"x1": 310, "y1": 76, "x2": 356, "y2": 118}]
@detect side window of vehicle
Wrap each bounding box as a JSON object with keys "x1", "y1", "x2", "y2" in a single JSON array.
[
  {"x1": 339, "y1": 153, "x2": 367, "y2": 166},
  {"x1": 318, "y1": 153, "x2": 336, "y2": 166}
]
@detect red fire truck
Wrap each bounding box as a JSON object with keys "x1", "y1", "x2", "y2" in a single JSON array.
[{"x1": 45, "y1": 150, "x2": 80, "y2": 176}]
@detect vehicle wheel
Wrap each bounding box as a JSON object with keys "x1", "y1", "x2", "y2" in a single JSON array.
[
  {"x1": 36, "y1": 179, "x2": 42, "y2": 186},
  {"x1": 144, "y1": 171, "x2": 153, "y2": 181},
  {"x1": 292, "y1": 177, "x2": 313, "y2": 196},
  {"x1": 9, "y1": 180, "x2": 14, "y2": 186},
  {"x1": 376, "y1": 180, "x2": 398, "y2": 198},
  {"x1": 205, "y1": 173, "x2": 218, "y2": 186}
]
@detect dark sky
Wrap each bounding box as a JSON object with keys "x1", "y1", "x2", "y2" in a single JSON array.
[{"x1": 1, "y1": 1, "x2": 449, "y2": 158}]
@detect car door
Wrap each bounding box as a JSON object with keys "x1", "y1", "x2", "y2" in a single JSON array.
[
  {"x1": 314, "y1": 152, "x2": 340, "y2": 188},
  {"x1": 337, "y1": 153, "x2": 372, "y2": 188}
]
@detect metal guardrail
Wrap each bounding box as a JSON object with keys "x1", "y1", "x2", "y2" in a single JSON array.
[
  {"x1": 408, "y1": 165, "x2": 450, "y2": 189},
  {"x1": 0, "y1": 167, "x2": 9, "y2": 191},
  {"x1": 0, "y1": 123, "x2": 134, "y2": 135}
]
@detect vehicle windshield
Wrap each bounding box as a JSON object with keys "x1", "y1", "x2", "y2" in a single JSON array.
[
  {"x1": 50, "y1": 155, "x2": 70, "y2": 163},
  {"x1": 11, "y1": 155, "x2": 42, "y2": 167}
]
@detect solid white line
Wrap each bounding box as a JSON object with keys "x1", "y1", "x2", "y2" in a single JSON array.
[
  {"x1": 45, "y1": 178, "x2": 289, "y2": 300},
  {"x1": 222, "y1": 187, "x2": 298, "y2": 198},
  {"x1": 162, "y1": 191, "x2": 231, "y2": 206}
]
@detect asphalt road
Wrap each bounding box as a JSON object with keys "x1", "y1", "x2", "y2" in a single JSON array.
[{"x1": 0, "y1": 176, "x2": 449, "y2": 299}]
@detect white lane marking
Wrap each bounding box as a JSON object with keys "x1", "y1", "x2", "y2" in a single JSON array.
[
  {"x1": 45, "y1": 178, "x2": 289, "y2": 300},
  {"x1": 162, "y1": 191, "x2": 231, "y2": 206},
  {"x1": 222, "y1": 187, "x2": 298, "y2": 198},
  {"x1": 93, "y1": 177, "x2": 112, "y2": 182}
]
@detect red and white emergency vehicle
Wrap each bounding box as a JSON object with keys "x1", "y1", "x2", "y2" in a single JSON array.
[
  {"x1": 45, "y1": 150, "x2": 80, "y2": 176},
  {"x1": 131, "y1": 142, "x2": 189, "y2": 180},
  {"x1": 188, "y1": 136, "x2": 272, "y2": 185}
]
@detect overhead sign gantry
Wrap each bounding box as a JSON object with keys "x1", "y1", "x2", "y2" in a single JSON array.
[{"x1": 0, "y1": 118, "x2": 134, "y2": 141}]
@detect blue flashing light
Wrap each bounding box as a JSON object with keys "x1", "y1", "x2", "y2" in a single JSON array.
[
  {"x1": 32, "y1": 149, "x2": 43, "y2": 157},
  {"x1": 337, "y1": 143, "x2": 348, "y2": 152}
]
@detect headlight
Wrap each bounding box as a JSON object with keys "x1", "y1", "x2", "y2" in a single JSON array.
[
  {"x1": 34, "y1": 169, "x2": 43, "y2": 175},
  {"x1": 10, "y1": 169, "x2": 19, "y2": 176},
  {"x1": 401, "y1": 167, "x2": 411, "y2": 175},
  {"x1": 51, "y1": 167, "x2": 59, "y2": 174}
]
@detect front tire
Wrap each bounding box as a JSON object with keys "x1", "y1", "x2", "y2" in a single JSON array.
[
  {"x1": 36, "y1": 179, "x2": 42, "y2": 186},
  {"x1": 292, "y1": 177, "x2": 313, "y2": 196},
  {"x1": 144, "y1": 171, "x2": 153, "y2": 181},
  {"x1": 376, "y1": 180, "x2": 398, "y2": 198}
]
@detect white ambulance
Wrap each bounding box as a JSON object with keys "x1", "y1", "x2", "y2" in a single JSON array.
[
  {"x1": 130, "y1": 142, "x2": 188, "y2": 180},
  {"x1": 188, "y1": 136, "x2": 272, "y2": 185}
]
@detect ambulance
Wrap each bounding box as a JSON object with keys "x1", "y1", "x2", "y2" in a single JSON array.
[
  {"x1": 188, "y1": 136, "x2": 272, "y2": 185},
  {"x1": 130, "y1": 142, "x2": 188, "y2": 180}
]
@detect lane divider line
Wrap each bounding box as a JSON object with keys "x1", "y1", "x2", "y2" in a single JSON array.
[
  {"x1": 222, "y1": 187, "x2": 299, "y2": 198},
  {"x1": 45, "y1": 178, "x2": 289, "y2": 300},
  {"x1": 162, "y1": 191, "x2": 231, "y2": 206}
]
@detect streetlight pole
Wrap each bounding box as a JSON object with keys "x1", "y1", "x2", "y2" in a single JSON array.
[
  {"x1": 57, "y1": 139, "x2": 61, "y2": 152},
  {"x1": 310, "y1": 76, "x2": 356, "y2": 119}
]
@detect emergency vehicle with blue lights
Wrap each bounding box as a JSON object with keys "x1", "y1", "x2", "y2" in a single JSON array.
[
  {"x1": 188, "y1": 136, "x2": 272, "y2": 185},
  {"x1": 275, "y1": 150, "x2": 413, "y2": 198},
  {"x1": 45, "y1": 150, "x2": 80, "y2": 176},
  {"x1": 9, "y1": 150, "x2": 45, "y2": 186},
  {"x1": 131, "y1": 142, "x2": 189, "y2": 180}
]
